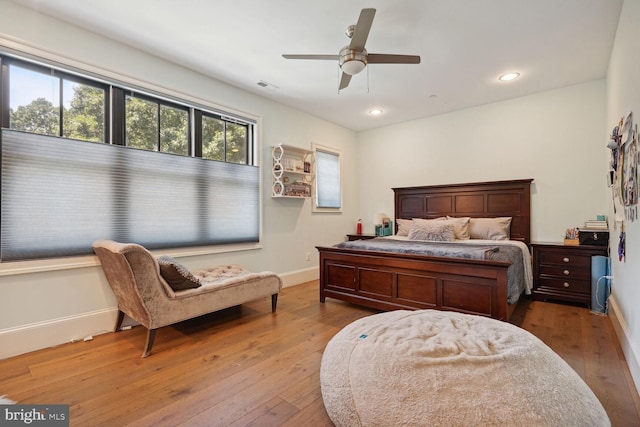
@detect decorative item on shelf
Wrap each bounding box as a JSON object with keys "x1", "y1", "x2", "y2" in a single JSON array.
[
  {"x1": 284, "y1": 158, "x2": 305, "y2": 172},
  {"x1": 273, "y1": 182, "x2": 283, "y2": 196},
  {"x1": 577, "y1": 217, "x2": 609, "y2": 246},
  {"x1": 304, "y1": 161, "x2": 311, "y2": 173},
  {"x1": 564, "y1": 227, "x2": 579, "y2": 246},
  {"x1": 383, "y1": 219, "x2": 393, "y2": 236},
  {"x1": 356, "y1": 219, "x2": 362, "y2": 235},
  {"x1": 373, "y1": 212, "x2": 390, "y2": 237},
  {"x1": 285, "y1": 181, "x2": 311, "y2": 197}
]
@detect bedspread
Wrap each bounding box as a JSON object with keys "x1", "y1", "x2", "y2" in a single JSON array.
[{"x1": 334, "y1": 237, "x2": 532, "y2": 304}]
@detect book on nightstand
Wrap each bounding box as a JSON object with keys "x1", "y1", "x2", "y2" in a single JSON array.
[{"x1": 582, "y1": 220, "x2": 608, "y2": 229}]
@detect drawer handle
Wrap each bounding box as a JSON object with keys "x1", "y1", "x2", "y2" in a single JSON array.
[
  {"x1": 563, "y1": 270, "x2": 570, "y2": 275},
  {"x1": 563, "y1": 257, "x2": 570, "y2": 263},
  {"x1": 563, "y1": 282, "x2": 570, "y2": 288}
]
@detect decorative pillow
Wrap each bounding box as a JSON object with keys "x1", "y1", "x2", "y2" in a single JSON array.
[
  {"x1": 408, "y1": 221, "x2": 455, "y2": 242},
  {"x1": 396, "y1": 219, "x2": 413, "y2": 236},
  {"x1": 444, "y1": 216, "x2": 471, "y2": 240},
  {"x1": 469, "y1": 217, "x2": 512, "y2": 240},
  {"x1": 157, "y1": 255, "x2": 202, "y2": 291}
]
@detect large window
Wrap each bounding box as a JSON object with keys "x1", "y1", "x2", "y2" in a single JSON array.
[
  {"x1": 0, "y1": 55, "x2": 259, "y2": 261},
  {"x1": 313, "y1": 144, "x2": 342, "y2": 212}
]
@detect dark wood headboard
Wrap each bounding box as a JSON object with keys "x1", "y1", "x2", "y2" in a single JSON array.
[{"x1": 393, "y1": 179, "x2": 533, "y2": 244}]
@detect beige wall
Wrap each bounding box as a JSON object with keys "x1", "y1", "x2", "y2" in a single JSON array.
[{"x1": 356, "y1": 80, "x2": 609, "y2": 242}]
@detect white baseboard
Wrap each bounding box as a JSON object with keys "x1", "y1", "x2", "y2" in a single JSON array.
[
  {"x1": 0, "y1": 308, "x2": 118, "y2": 360},
  {"x1": 0, "y1": 267, "x2": 319, "y2": 360},
  {"x1": 608, "y1": 296, "x2": 640, "y2": 396},
  {"x1": 279, "y1": 266, "x2": 319, "y2": 288}
]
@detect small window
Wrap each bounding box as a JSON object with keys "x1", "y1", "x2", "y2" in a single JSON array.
[
  {"x1": 313, "y1": 144, "x2": 342, "y2": 212},
  {"x1": 201, "y1": 113, "x2": 248, "y2": 164},
  {"x1": 8, "y1": 63, "x2": 106, "y2": 143},
  {"x1": 125, "y1": 94, "x2": 189, "y2": 155}
]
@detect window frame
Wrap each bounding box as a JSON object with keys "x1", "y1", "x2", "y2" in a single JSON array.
[
  {"x1": 0, "y1": 51, "x2": 262, "y2": 267},
  {"x1": 1, "y1": 56, "x2": 110, "y2": 143},
  {"x1": 312, "y1": 143, "x2": 343, "y2": 213},
  {"x1": 121, "y1": 90, "x2": 192, "y2": 155}
]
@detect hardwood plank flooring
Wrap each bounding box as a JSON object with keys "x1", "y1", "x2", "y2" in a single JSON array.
[{"x1": 1, "y1": 281, "x2": 638, "y2": 426}]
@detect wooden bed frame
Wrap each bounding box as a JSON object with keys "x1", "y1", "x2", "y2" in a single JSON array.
[{"x1": 317, "y1": 179, "x2": 533, "y2": 321}]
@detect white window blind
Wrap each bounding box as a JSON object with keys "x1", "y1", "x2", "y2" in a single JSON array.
[
  {"x1": 0, "y1": 129, "x2": 259, "y2": 261},
  {"x1": 315, "y1": 148, "x2": 341, "y2": 210}
]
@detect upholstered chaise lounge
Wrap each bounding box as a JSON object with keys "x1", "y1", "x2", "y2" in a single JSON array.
[{"x1": 92, "y1": 240, "x2": 282, "y2": 357}]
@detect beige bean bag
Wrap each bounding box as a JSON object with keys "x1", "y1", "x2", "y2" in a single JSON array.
[{"x1": 321, "y1": 310, "x2": 609, "y2": 427}]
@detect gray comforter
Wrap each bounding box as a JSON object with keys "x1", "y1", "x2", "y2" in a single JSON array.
[{"x1": 333, "y1": 238, "x2": 526, "y2": 304}]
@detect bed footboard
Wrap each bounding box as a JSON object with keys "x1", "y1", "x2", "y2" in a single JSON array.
[{"x1": 317, "y1": 246, "x2": 513, "y2": 321}]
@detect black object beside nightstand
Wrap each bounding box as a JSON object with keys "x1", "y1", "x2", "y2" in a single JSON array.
[
  {"x1": 346, "y1": 234, "x2": 376, "y2": 241},
  {"x1": 531, "y1": 241, "x2": 608, "y2": 308}
]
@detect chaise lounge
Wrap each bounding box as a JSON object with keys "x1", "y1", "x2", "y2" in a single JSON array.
[{"x1": 93, "y1": 240, "x2": 282, "y2": 357}]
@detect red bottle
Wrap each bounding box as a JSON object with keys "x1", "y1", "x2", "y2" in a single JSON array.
[{"x1": 356, "y1": 219, "x2": 362, "y2": 235}]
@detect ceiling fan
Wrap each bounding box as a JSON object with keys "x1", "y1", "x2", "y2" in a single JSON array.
[{"x1": 282, "y1": 8, "x2": 421, "y2": 90}]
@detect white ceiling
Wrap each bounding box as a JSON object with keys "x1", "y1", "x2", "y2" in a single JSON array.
[{"x1": 11, "y1": 0, "x2": 623, "y2": 132}]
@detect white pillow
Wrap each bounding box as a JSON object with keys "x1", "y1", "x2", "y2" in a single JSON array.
[
  {"x1": 408, "y1": 221, "x2": 455, "y2": 242},
  {"x1": 469, "y1": 217, "x2": 512, "y2": 240},
  {"x1": 396, "y1": 218, "x2": 413, "y2": 236},
  {"x1": 444, "y1": 216, "x2": 471, "y2": 240}
]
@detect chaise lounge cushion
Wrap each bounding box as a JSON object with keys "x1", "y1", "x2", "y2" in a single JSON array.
[{"x1": 157, "y1": 255, "x2": 202, "y2": 291}]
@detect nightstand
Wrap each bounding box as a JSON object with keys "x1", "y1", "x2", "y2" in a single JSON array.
[
  {"x1": 346, "y1": 234, "x2": 376, "y2": 241},
  {"x1": 531, "y1": 242, "x2": 608, "y2": 308}
]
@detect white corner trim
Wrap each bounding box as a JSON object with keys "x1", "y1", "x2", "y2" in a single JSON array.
[
  {"x1": 278, "y1": 266, "x2": 319, "y2": 288},
  {"x1": 0, "y1": 308, "x2": 119, "y2": 360},
  {"x1": 607, "y1": 295, "x2": 640, "y2": 396}
]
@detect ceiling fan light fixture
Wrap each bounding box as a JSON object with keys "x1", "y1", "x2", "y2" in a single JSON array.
[
  {"x1": 339, "y1": 47, "x2": 367, "y2": 75},
  {"x1": 342, "y1": 59, "x2": 366, "y2": 75}
]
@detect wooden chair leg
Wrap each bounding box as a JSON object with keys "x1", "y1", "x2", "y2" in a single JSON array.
[
  {"x1": 142, "y1": 329, "x2": 157, "y2": 358},
  {"x1": 271, "y1": 294, "x2": 278, "y2": 313},
  {"x1": 114, "y1": 310, "x2": 125, "y2": 332}
]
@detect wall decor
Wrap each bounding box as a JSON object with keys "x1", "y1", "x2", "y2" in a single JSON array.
[{"x1": 608, "y1": 111, "x2": 638, "y2": 223}]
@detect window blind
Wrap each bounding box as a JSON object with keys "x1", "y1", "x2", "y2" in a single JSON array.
[
  {"x1": 0, "y1": 129, "x2": 259, "y2": 261},
  {"x1": 315, "y1": 149, "x2": 341, "y2": 209}
]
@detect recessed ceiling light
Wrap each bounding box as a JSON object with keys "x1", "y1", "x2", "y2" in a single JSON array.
[
  {"x1": 499, "y1": 72, "x2": 520, "y2": 82},
  {"x1": 369, "y1": 109, "x2": 383, "y2": 116}
]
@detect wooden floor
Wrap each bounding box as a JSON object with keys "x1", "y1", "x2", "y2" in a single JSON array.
[{"x1": 1, "y1": 281, "x2": 639, "y2": 426}]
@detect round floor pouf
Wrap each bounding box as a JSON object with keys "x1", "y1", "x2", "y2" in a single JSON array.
[{"x1": 320, "y1": 309, "x2": 609, "y2": 427}]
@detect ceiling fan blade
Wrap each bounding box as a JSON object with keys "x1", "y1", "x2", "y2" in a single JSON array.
[
  {"x1": 367, "y1": 54, "x2": 421, "y2": 64},
  {"x1": 349, "y1": 8, "x2": 376, "y2": 51},
  {"x1": 339, "y1": 72, "x2": 352, "y2": 90},
  {"x1": 282, "y1": 54, "x2": 339, "y2": 60}
]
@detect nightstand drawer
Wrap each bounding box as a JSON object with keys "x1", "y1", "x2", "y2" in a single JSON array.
[
  {"x1": 539, "y1": 265, "x2": 591, "y2": 280},
  {"x1": 538, "y1": 277, "x2": 591, "y2": 294},
  {"x1": 538, "y1": 252, "x2": 590, "y2": 268}
]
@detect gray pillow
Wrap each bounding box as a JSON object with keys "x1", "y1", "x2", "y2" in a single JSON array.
[
  {"x1": 408, "y1": 221, "x2": 455, "y2": 242},
  {"x1": 157, "y1": 255, "x2": 201, "y2": 291}
]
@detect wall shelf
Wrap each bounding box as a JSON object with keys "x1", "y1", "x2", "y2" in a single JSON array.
[{"x1": 272, "y1": 144, "x2": 314, "y2": 198}]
